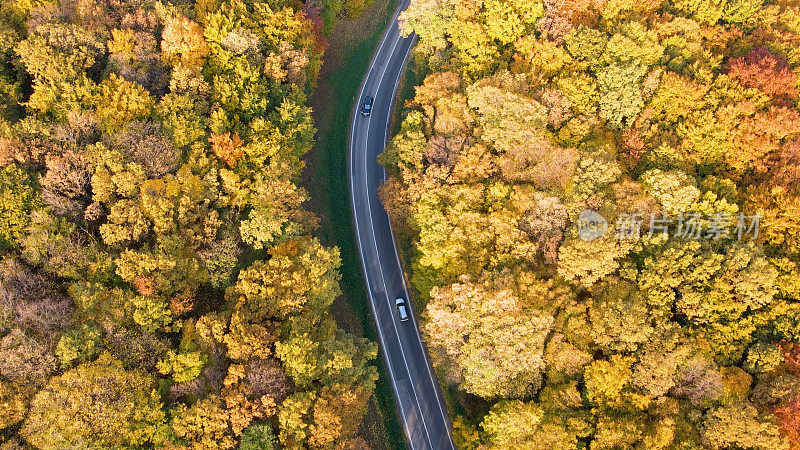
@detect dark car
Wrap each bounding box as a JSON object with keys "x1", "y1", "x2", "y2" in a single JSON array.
[
  {"x1": 395, "y1": 297, "x2": 409, "y2": 322},
  {"x1": 361, "y1": 95, "x2": 374, "y2": 116}
]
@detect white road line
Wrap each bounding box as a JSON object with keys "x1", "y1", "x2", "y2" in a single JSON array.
[
  {"x1": 348, "y1": 4, "x2": 413, "y2": 442},
  {"x1": 363, "y1": 34, "x2": 436, "y2": 450},
  {"x1": 379, "y1": 36, "x2": 456, "y2": 450},
  {"x1": 365, "y1": 34, "x2": 436, "y2": 449},
  {"x1": 348, "y1": 0, "x2": 454, "y2": 448}
]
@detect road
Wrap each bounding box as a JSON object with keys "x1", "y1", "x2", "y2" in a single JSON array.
[{"x1": 348, "y1": 1, "x2": 456, "y2": 449}]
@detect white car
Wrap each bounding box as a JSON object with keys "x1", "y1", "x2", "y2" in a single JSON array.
[{"x1": 395, "y1": 297, "x2": 409, "y2": 322}]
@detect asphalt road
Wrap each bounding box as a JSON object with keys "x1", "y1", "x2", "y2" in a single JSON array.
[{"x1": 348, "y1": 2, "x2": 456, "y2": 449}]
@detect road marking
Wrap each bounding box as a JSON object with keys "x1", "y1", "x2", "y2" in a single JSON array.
[
  {"x1": 347, "y1": 1, "x2": 421, "y2": 446},
  {"x1": 347, "y1": 0, "x2": 454, "y2": 448},
  {"x1": 363, "y1": 35, "x2": 436, "y2": 450},
  {"x1": 379, "y1": 36, "x2": 456, "y2": 450}
]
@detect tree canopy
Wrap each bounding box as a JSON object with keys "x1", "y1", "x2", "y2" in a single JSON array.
[
  {"x1": 0, "y1": 0, "x2": 378, "y2": 448},
  {"x1": 386, "y1": 0, "x2": 800, "y2": 446}
]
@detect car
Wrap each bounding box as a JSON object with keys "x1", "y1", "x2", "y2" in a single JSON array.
[
  {"x1": 361, "y1": 95, "x2": 374, "y2": 116},
  {"x1": 395, "y1": 297, "x2": 409, "y2": 322}
]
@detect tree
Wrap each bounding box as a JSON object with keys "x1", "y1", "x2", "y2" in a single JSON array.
[
  {"x1": 379, "y1": 0, "x2": 800, "y2": 444},
  {"x1": 197, "y1": 233, "x2": 241, "y2": 288},
  {"x1": 0, "y1": 379, "x2": 27, "y2": 431},
  {"x1": 15, "y1": 25, "x2": 102, "y2": 119},
  {"x1": 701, "y1": 401, "x2": 788, "y2": 449},
  {"x1": 21, "y1": 353, "x2": 169, "y2": 448},
  {"x1": 0, "y1": 329, "x2": 58, "y2": 386},
  {"x1": 727, "y1": 48, "x2": 798, "y2": 100},
  {"x1": 275, "y1": 327, "x2": 377, "y2": 392},
  {"x1": 108, "y1": 121, "x2": 181, "y2": 177},
  {"x1": 114, "y1": 235, "x2": 208, "y2": 299},
  {"x1": 773, "y1": 393, "x2": 800, "y2": 448},
  {"x1": 584, "y1": 354, "x2": 637, "y2": 407},
  {"x1": 0, "y1": 164, "x2": 39, "y2": 249},
  {"x1": 1, "y1": 0, "x2": 376, "y2": 448},
  {"x1": 564, "y1": 25, "x2": 608, "y2": 62},
  {"x1": 222, "y1": 311, "x2": 278, "y2": 361},
  {"x1": 466, "y1": 76, "x2": 549, "y2": 157},
  {"x1": 557, "y1": 235, "x2": 632, "y2": 288},
  {"x1": 640, "y1": 169, "x2": 701, "y2": 214},
  {"x1": 589, "y1": 403, "x2": 690, "y2": 449},
  {"x1": 107, "y1": 27, "x2": 169, "y2": 95},
  {"x1": 480, "y1": 399, "x2": 589, "y2": 449},
  {"x1": 424, "y1": 274, "x2": 553, "y2": 398},
  {"x1": 238, "y1": 422, "x2": 275, "y2": 450},
  {"x1": 93, "y1": 74, "x2": 155, "y2": 133},
  {"x1": 243, "y1": 358, "x2": 293, "y2": 402},
  {"x1": 157, "y1": 349, "x2": 207, "y2": 383},
  {"x1": 671, "y1": 356, "x2": 725, "y2": 405},
  {"x1": 160, "y1": 15, "x2": 210, "y2": 68},
  {"x1": 744, "y1": 342, "x2": 783, "y2": 374},
  {"x1": 596, "y1": 61, "x2": 646, "y2": 129},
  {"x1": 277, "y1": 383, "x2": 373, "y2": 449},
  {"x1": 55, "y1": 322, "x2": 102, "y2": 367},
  {"x1": 211, "y1": 132, "x2": 245, "y2": 167},
  {"x1": 226, "y1": 237, "x2": 341, "y2": 321},
  {"x1": 398, "y1": 0, "x2": 458, "y2": 55},
  {"x1": 728, "y1": 106, "x2": 800, "y2": 174},
  {"x1": 171, "y1": 396, "x2": 236, "y2": 449},
  {"x1": 480, "y1": 401, "x2": 543, "y2": 448},
  {"x1": 278, "y1": 391, "x2": 315, "y2": 447},
  {"x1": 588, "y1": 279, "x2": 657, "y2": 353},
  {"x1": 0, "y1": 257, "x2": 74, "y2": 336},
  {"x1": 39, "y1": 150, "x2": 91, "y2": 202}
]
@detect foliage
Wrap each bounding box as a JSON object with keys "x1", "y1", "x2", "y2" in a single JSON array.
[
  {"x1": 238, "y1": 422, "x2": 275, "y2": 450},
  {"x1": 0, "y1": 0, "x2": 377, "y2": 447},
  {"x1": 55, "y1": 323, "x2": 102, "y2": 367},
  {"x1": 386, "y1": 0, "x2": 800, "y2": 445},
  {"x1": 0, "y1": 164, "x2": 39, "y2": 250},
  {"x1": 20, "y1": 353, "x2": 169, "y2": 448},
  {"x1": 424, "y1": 274, "x2": 553, "y2": 398}
]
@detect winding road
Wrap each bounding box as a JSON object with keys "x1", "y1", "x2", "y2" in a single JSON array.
[{"x1": 348, "y1": 1, "x2": 456, "y2": 449}]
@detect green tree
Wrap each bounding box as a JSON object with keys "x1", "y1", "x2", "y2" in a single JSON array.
[
  {"x1": 227, "y1": 237, "x2": 341, "y2": 321},
  {"x1": 596, "y1": 61, "x2": 647, "y2": 130},
  {"x1": 238, "y1": 422, "x2": 275, "y2": 450},
  {"x1": 55, "y1": 323, "x2": 102, "y2": 367},
  {"x1": 480, "y1": 399, "x2": 589, "y2": 449}
]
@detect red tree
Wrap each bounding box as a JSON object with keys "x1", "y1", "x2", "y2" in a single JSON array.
[{"x1": 727, "y1": 48, "x2": 798, "y2": 100}]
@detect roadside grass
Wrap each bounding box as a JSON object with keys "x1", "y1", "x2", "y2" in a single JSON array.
[{"x1": 301, "y1": 0, "x2": 405, "y2": 448}]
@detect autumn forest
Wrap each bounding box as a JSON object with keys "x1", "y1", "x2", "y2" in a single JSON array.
[
  {"x1": 2, "y1": 0, "x2": 800, "y2": 447},
  {"x1": 382, "y1": 0, "x2": 800, "y2": 447},
  {"x1": 0, "y1": 0, "x2": 379, "y2": 448}
]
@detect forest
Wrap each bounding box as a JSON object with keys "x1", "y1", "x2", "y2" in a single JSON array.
[
  {"x1": 380, "y1": 0, "x2": 800, "y2": 447},
  {"x1": 0, "y1": 0, "x2": 380, "y2": 448}
]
